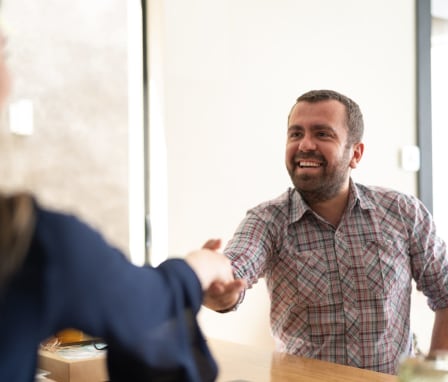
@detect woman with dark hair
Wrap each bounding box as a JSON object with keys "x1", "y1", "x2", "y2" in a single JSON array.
[
  {"x1": 0, "y1": 15, "x2": 245, "y2": 382},
  {"x1": 0, "y1": 192, "x2": 244, "y2": 381}
]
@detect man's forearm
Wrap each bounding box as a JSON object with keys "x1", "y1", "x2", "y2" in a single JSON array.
[{"x1": 430, "y1": 307, "x2": 448, "y2": 352}]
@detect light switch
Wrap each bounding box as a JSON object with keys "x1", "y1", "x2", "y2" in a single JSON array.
[
  {"x1": 9, "y1": 99, "x2": 34, "y2": 136},
  {"x1": 400, "y1": 145, "x2": 420, "y2": 172}
]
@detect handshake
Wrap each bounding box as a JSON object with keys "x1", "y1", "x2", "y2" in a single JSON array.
[{"x1": 185, "y1": 238, "x2": 246, "y2": 312}]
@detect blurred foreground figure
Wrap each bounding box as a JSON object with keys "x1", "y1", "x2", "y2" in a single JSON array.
[
  {"x1": 0, "y1": 192, "x2": 243, "y2": 381},
  {"x1": 0, "y1": 13, "x2": 244, "y2": 381}
]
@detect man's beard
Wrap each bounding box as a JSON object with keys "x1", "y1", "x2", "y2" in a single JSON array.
[{"x1": 287, "y1": 150, "x2": 351, "y2": 205}]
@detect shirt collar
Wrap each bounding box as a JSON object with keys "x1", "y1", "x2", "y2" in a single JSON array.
[
  {"x1": 289, "y1": 178, "x2": 376, "y2": 224},
  {"x1": 289, "y1": 188, "x2": 312, "y2": 224},
  {"x1": 349, "y1": 178, "x2": 376, "y2": 211}
]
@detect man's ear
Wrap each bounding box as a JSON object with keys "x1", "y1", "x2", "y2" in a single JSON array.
[{"x1": 349, "y1": 142, "x2": 364, "y2": 169}]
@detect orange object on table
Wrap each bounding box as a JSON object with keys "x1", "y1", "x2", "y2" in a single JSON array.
[{"x1": 55, "y1": 329, "x2": 84, "y2": 344}]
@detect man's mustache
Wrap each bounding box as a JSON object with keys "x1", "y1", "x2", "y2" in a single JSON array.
[{"x1": 294, "y1": 152, "x2": 326, "y2": 162}]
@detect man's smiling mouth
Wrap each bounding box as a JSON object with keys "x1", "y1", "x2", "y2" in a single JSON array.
[{"x1": 298, "y1": 161, "x2": 323, "y2": 168}]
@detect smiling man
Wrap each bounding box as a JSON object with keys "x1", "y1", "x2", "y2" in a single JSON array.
[
  {"x1": 204, "y1": 89, "x2": 448, "y2": 375},
  {"x1": 285, "y1": 93, "x2": 364, "y2": 226}
]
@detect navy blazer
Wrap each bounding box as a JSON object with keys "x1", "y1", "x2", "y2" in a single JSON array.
[{"x1": 0, "y1": 204, "x2": 217, "y2": 381}]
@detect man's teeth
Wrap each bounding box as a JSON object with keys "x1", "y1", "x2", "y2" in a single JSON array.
[{"x1": 299, "y1": 161, "x2": 321, "y2": 168}]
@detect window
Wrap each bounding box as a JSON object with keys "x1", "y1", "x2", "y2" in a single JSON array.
[{"x1": 0, "y1": 0, "x2": 146, "y2": 263}]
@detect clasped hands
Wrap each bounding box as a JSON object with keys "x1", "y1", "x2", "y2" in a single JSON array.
[{"x1": 185, "y1": 239, "x2": 246, "y2": 312}]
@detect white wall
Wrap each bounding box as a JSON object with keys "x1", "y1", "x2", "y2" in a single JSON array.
[{"x1": 147, "y1": 0, "x2": 432, "y2": 352}]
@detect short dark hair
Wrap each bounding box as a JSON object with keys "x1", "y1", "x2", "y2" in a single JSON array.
[
  {"x1": 290, "y1": 89, "x2": 364, "y2": 145},
  {"x1": 0, "y1": 193, "x2": 36, "y2": 290}
]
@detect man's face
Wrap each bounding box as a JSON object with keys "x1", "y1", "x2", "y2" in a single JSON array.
[{"x1": 285, "y1": 100, "x2": 363, "y2": 203}]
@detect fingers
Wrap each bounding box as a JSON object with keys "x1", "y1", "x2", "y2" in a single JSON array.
[
  {"x1": 195, "y1": 238, "x2": 247, "y2": 312},
  {"x1": 203, "y1": 279, "x2": 246, "y2": 311},
  {"x1": 202, "y1": 238, "x2": 221, "y2": 250},
  {"x1": 209, "y1": 279, "x2": 246, "y2": 294},
  {"x1": 185, "y1": 246, "x2": 236, "y2": 290}
]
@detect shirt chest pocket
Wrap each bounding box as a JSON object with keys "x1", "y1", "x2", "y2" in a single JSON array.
[
  {"x1": 293, "y1": 250, "x2": 329, "y2": 305},
  {"x1": 363, "y1": 240, "x2": 411, "y2": 298}
]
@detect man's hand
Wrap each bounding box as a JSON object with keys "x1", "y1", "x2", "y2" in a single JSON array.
[
  {"x1": 200, "y1": 238, "x2": 246, "y2": 312},
  {"x1": 184, "y1": 248, "x2": 234, "y2": 291},
  {"x1": 203, "y1": 278, "x2": 246, "y2": 312}
]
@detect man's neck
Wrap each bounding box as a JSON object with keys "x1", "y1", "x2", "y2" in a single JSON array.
[{"x1": 308, "y1": 187, "x2": 350, "y2": 227}]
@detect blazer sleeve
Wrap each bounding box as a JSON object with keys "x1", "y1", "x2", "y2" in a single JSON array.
[{"x1": 33, "y1": 206, "x2": 218, "y2": 382}]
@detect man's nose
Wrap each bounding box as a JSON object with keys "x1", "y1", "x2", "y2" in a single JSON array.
[{"x1": 297, "y1": 134, "x2": 317, "y2": 152}]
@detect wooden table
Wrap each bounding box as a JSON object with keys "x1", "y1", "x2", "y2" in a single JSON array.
[{"x1": 207, "y1": 338, "x2": 398, "y2": 382}]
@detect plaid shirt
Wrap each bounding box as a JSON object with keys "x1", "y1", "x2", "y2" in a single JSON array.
[{"x1": 224, "y1": 179, "x2": 448, "y2": 374}]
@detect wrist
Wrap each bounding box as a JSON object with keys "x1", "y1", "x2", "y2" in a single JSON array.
[{"x1": 216, "y1": 289, "x2": 246, "y2": 313}]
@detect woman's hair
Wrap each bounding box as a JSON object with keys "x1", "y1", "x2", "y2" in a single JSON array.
[{"x1": 0, "y1": 192, "x2": 36, "y2": 289}]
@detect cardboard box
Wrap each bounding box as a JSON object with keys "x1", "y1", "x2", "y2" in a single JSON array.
[{"x1": 38, "y1": 346, "x2": 108, "y2": 382}]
